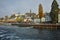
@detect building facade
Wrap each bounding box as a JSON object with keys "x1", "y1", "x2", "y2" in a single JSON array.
[
  {"x1": 45, "y1": 13, "x2": 51, "y2": 23},
  {"x1": 58, "y1": 9, "x2": 60, "y2": 23}
]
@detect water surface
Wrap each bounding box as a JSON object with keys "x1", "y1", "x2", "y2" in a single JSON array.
[{"x1": 0, "y1": 25, "x2": 60, "y2": 40}]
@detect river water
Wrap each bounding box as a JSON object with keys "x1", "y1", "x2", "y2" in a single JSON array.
[{"x1": 0, "y1": 25, "x2": 60, "y2": 40}]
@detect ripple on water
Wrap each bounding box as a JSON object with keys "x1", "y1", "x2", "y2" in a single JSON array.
[{"x1": 0, "y1": 25, "x2": 60, "y2": 40}]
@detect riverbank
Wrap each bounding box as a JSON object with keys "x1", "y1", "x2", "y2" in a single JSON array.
[
  {"x1": 11, "y1": 23, "x2": 60, "y2": 30},
  {"x1": 0, "y1": 22, "x2": 60, "y2": 30}
]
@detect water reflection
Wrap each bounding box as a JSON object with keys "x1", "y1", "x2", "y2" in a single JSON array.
[{"x1": 0, "y1": 25, "x2": 60, "y2": 40}]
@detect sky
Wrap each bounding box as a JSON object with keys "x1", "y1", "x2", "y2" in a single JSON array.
[{"x1": 0, "y1": 0, "x2": 60, "y2": 18}]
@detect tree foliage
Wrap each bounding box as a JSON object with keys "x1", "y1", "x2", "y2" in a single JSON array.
[
  {"x1": 38, "y1": 4, "x2": 44, "y2": 19},
  {"x1": 50, "y1": 0, "x2": 59, "y2": 23},
  {"x1": 38, "y1": 4, "x2": 44, "y2": 22},
  {"x1": 16, "y1": 17, "x2": 24, "y2": 23}
]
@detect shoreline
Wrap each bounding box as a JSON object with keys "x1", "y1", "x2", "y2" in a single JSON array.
[{"x1": 0, "y1": 22, "x2": 60, "y2": 30}]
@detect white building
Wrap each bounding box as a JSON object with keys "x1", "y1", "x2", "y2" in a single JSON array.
[
  {"x1": 24, "y1": 17, "x2": 32, "y2": 23},
  {"x1": 33, "y1": 17, "x2": 45, "y2": 24},
  {"x1": 41, "y1": 17, "x2": 45, "y2": 22},
  {"x1": 58, "y1": 10, "x2": 60, "y2": 23},
  {"x1": 34, "y1": 19, "x2": 40, "y2": 23}
]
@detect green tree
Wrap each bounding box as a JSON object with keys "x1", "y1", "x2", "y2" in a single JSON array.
[{"x1": 50, "y1": 0, "x2": 59, "y2": 23}]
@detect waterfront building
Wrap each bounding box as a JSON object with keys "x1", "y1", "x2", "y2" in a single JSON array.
[
  {"x1": 41, "y1": 17, "x2": 45, "y2": 22},
  {"x1": 45, "y1": 13, "x2": 51, "y2": 23},
  {"x1": 23, "y1": 17, "x2": 32, "y2": 23},
  {"x1": 25, "y1": 10, "x2": 36, "y2": 18},
  {"x1": 6, "y1": 18, "x2": 17, "y2": 23},
  {"x1": 34, "y1": 18, "x2": 40, "y2": 24},
  {"x1": 58, "y1": 9, "x2": 60, "y2": 23},
  {"x1": 5, "y1": 13, "x2": 21, "y2": 23},
  {"x1": 25, "y1": 10, "x2": 36, "y2": 23}
]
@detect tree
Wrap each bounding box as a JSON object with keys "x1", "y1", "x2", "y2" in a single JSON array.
[
  {"x1": 10, "y1": 14, "x2": 16, "y2": 19},
  {"x1": 50, "y1": 0, "x2": 59, "y2": 23},
  {"x1": 16, "y1": 17, "x2": 24, "y2": 23},
  {"x1": 38, "y1": 4, "x2": 44, "y2": 22}
]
